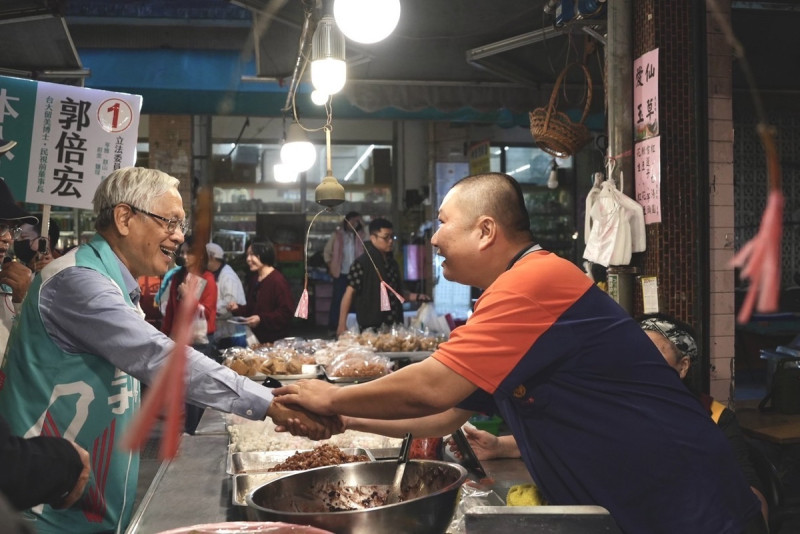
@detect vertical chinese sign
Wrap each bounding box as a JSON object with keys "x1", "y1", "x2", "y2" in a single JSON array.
[
  {"x1": 0, "y1": 75, "x2": 141, "y2": 209},
  {"x1": 633, "y1": 48, "x2": 661, "y2": 224},
  {"x1": 468, "y1": 140, "x2": 491, "y2": 176}
]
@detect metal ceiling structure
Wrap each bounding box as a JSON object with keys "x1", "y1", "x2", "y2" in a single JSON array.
[
  {"x1": 0, "y1": 0, "x2": 87, "y2": 86},
  {"x1": 0, "y1": 1, "x2": 798, "y2": 121}
]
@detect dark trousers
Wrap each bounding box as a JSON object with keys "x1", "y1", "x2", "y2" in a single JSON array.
[
  {"x1": 184, "y1": 341, "x2": 219, "y2": 434},
  {"x1": 328, "y1": 274, "x2": 350, "y2": 330}
]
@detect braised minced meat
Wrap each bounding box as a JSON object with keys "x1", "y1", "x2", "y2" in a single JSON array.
[{"x1": 268, "y1": 444, "x2": 369, "y2": 472}]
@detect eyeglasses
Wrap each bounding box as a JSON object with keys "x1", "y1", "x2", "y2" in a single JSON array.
[
  {"x1": 373, "y1": 232, "x2": 395, "y2": 242},
  {"x1": 0, "y1": 224, "x2": 22, "y2": 240},
  {"x1": 122, "y1": 204, "x2": 189, "y2": 235}
]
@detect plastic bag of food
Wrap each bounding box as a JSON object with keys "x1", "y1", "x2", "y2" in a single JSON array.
[{"x1": 326, "y1": 349, "x2": 391, "y2": 378}]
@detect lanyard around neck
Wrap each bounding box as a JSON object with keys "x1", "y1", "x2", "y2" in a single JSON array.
[{"x1": 506, "y1": 243, "x2": 541, "y2": 271}]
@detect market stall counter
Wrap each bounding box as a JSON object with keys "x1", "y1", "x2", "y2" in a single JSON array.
[{"x1": 125, "y1": 410, "x2": 544, "y2": 534}]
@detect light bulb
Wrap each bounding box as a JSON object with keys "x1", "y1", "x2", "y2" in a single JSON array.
[
  {"x1": 334, "y1": 0, "x2": 401, "y2": 44},
  {"x1": 547, "y1": 163, "x2": 559, "y2": 189},
  {"x1": 280, "y1": 123, "x2": 316, "y2": 172},
  {"x1": 310, "y1": 89, "x2": 329, "y2": 106},
  {"x1": 273, "y1": 163, "x2": 298, "y2": 183},
  {"x1": 311, "y1": 15, "x2": 347, "y2": 95},
  {"x1": 311, "y1": 58, "x2": 346, "y2": 95}
]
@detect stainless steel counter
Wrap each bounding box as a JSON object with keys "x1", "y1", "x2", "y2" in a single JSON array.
[{"x1": 124, "y1": 410, "x2": 553, "y2": 534}]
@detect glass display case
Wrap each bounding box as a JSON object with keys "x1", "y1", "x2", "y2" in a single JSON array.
[{"x1": 490, "y1": 145, "x2": 578, "y2": 262}]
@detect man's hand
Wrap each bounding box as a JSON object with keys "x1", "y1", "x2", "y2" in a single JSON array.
[
  {"x1": 273, "y1": 379, "x2": 338, "y2": 416},
  {"x1": 266, "y1": 400, "x2": 343, "y2": 441},
  {"x1": 54, "y1": 442, "x2": 91, "y2": 509},
  {"x1": 0, "y1": 261, "x2": 32, "y2": 303},
  {"x1": 30, "y1": 252, "x2": 54, "y2": 273}
]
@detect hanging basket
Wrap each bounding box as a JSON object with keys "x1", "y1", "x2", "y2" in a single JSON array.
[{"x1": 529, "y1": 63, "x2": 594, "y2": 158}]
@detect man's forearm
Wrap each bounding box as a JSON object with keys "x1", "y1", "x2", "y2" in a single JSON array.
[
  {"x1": 346, "y1": 409, "x2": 471, "y2": 438},
  {"x1": 328, "y1": 360, "x2": 474, "y2": 419}
]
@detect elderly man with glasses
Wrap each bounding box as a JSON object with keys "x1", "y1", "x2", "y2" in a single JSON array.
[
  {"x1": 336, "y1": 217, "x2": 430, "y2": 336},
  {"x1": 0, "y1": 167, "x2": 341, "y2": 533}
]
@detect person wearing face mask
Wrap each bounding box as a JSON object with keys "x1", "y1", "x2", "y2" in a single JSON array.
[
  {"x1": 0, "y1": 169, "x2": 91, "y2": 520},
  {"x1": 14, "y1": 216, "x2": 61, "y2": 274},
  {"x1": 323, "y1": 211, "x2": 365, "y2": 333},
  {"x1": 0, "y1": 179, "x2": 38, "y2": 358}
]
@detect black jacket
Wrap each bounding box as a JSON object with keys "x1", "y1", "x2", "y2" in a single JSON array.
[{"x1": 0, "y1": 415, "x2": 83, "y2": 510}]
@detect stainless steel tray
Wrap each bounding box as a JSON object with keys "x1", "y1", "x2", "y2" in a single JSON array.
[
  {"x1": 232, "y1": 472, "x2": 296, "y2": 506},
  {"x1": 227, "y1": 447, "x2": 374, "y2": 475}
]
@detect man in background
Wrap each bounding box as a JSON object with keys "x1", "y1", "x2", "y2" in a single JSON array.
[
  {"x1": 337, "y1": 217, "x2": 429, "y2": 335},
  {"x1": 206, "y1": 242, "x2": 247, "y2": 349},
  {"x1": 323, "y1": 211, "x2": 365, "y2": 334}
]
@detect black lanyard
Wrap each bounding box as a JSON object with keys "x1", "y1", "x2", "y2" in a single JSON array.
[{"x1": 506, "y1": 243, "x2": 541, "y2": 271}]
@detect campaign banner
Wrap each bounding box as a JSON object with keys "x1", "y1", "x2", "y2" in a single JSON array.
[{"x1": 0, "y1": 75, "x2": 141, "y2": 209}]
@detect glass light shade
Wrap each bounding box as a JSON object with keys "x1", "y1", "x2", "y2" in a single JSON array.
[
  {"x1": 280, "y1": 123, "x2": 316, "y2": 172},
  {"x1": 311, "y1": 58, "x2": 346, "y2": 95},
  {"x1": 311, "y1": 16, "x2": 347, "y2": 95},
  {"x1": 273, "y1": 163, "x2": 298, "y2": 183},
  {"x1": 334, "y1": 0, "x2": 401, "y2": 44},
  {"x1": 310, "y1": 89, "x2": 329, "y2": 106}
]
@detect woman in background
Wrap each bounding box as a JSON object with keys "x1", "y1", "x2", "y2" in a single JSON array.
[
  {"x1": 160, "y1": 235, "x2": 218, "y2": 434},
  {"x1": 229, "y1": 240, "x2": 293, "y2": 344}
]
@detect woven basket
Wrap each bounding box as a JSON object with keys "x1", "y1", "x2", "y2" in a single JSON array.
[{"x1": 529, "y1": 63, "x2": 593, "y2": 158}]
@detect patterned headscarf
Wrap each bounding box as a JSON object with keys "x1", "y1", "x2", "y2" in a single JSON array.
[{"x1": 639, "y1": 314, "x2": 698, "y2": 363}]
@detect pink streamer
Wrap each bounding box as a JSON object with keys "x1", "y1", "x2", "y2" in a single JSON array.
[
  {"x1": 380, "y1": 280, "x2": 405, "y2": 312},
  {"x1": 121, "y1": 276, "x2": 200, "y2": 459},
  {"x1": 730, "y1": 190, "x2": 784, "y2": 324},
  {"x1": 294, "y1": 288, "x2": 309, "y2": 319}
]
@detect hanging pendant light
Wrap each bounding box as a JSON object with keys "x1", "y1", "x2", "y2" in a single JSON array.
[
  {"x1": 547, "y1": 159, "x2": 559, "y2": 189},
  {"x1": 311, "y1": 15, "x2": 347, "y2": 96},
  {"x1": 334, "y1": 0, "x2": 401, "y2": 44},
  {"x1": 310, "y1": 89, "x2": 329, "y2": 106},
  {"x1": 280, "y1": 122, "x2": 316, "y2": 172},
  {"x1": 273, "y1": 162, "x2": 298, "y2": 183},
  {"x1": 315, "y1": 126, "x2": 345, "y2": 207}
]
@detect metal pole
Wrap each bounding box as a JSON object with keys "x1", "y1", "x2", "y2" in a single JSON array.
[
  {"x1": 606, "y1": 0, "x2": 636, "y2": 314},
  {"x1": 607, "y1": 0, "x2": 633, "y2": 195}
]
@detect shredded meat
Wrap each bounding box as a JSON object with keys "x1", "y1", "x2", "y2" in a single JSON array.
[{"x1": 268, "y1": 444, "x2": 369, "y2": 472}]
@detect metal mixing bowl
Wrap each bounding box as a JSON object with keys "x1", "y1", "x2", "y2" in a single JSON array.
[{"x1": 246, "y1": 459, "x2": 468, "y2": 534}]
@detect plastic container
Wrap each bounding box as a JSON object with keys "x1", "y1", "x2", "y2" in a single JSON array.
[{"x1": 469, "y1": 415, "x2": 504, "y2": 436}]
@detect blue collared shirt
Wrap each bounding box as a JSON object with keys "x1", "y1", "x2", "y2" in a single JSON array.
[{"x1": 38, "y1": 256, "x2": 271, "y2": 420}]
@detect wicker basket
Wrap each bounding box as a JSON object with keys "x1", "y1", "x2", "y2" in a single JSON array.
[{"x1": 529, "y1": 63, "x2": 593, "y2": 158}]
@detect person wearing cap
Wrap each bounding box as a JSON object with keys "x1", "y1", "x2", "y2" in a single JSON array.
[
  {"x1": 206, "y1": 241, "x2": 246, "y2": 349},
  {"x1": 14, "y1": 215, "x2": 61, "y2": 274},
  {"x1": 0, "y1": 167, "x2": 340, "y2": 533},
  {"x1": 0, "y1": 169, "x2": 91, "y2": 514},
  {"x1": 0, "y1": 178, "x2": 39, "y2": 357}
]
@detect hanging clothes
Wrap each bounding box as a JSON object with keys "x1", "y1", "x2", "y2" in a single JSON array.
[{"x1": 583, "y1": 178, "x2": 646, "y2": 267}]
